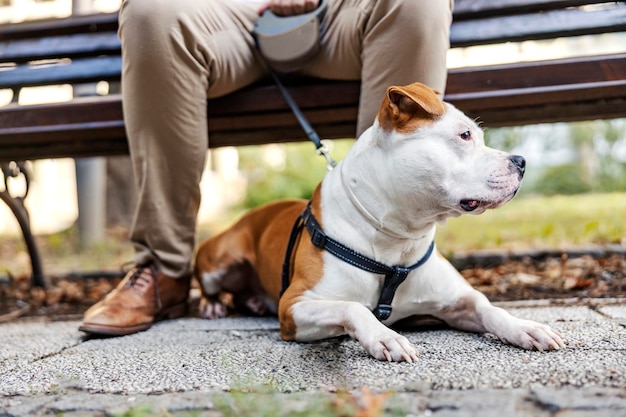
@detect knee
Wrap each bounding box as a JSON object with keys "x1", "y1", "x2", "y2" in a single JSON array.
[
  {"x1": 119, "y1": 0, "x2": 193, "y2": 38},
  {"x1": 383, "y1": 0, "x2": 452, "y2": 33},
  {"x1": 392, "y1": 0, "x2": 453, "y2": 51}
]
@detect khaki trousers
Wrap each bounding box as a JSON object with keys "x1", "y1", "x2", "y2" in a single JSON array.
[{"x1": 118, "y1": 0, "x2": 453, "y2": 278}]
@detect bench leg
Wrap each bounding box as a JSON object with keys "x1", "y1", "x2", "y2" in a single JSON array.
[{"x1": 1, "y1": 162, "x2": 47, "y2": 289}]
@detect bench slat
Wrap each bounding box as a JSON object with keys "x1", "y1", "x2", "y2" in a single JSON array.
[
  {"x1": 212, "y1": 106, "x2": 357, "y2": 131},
  {"x1": 453, "y1": 0, "x2": 613, "y2": 19},
  {"x1": 0, "y1": 12, "x2": 117, "y2": 40},
  {"x1": 449, "y1": 79, "x2": 626, "y2": 111},
  {"x1": 210, "y1": 81, "x2": 361, "y2": 115},
  {"x1": 0, "y1": 32, "x2": 120, "y2": 63},
  {"x1": 0, "y1": 56, "x2": 121, "y2": 89},
  {"x1": 451, "y1": 4, "x2": 626, "y2": 46},
  {"x1": 447, "y1": 53, "x2": 626, "y2": 94},
  {"x1": 0, "y1": 95, "x2": 123, "y2": 128},
  {"x1": 470, "y1": 97, "x2": 626, "y2": 127}
]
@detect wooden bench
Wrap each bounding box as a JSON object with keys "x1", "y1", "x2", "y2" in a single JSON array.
[{"x1": 1, "y1": 0, "x2": 626, "y2": 287}]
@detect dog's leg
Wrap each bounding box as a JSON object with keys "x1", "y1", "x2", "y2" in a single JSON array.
[
  {"x1": 197, "y1": 260, "x2": 273, "y2": 318},
  {"x1": 286, "y1": 300, "x2": 419, "y2": 362},
  {"x1": 197, "y1": 265, "x2": 232, "y2": 319},
  {"x1": 439, "y1": 290, "x2": 565, "y2": 351}
]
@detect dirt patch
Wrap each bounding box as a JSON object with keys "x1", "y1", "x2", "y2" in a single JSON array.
[{"x1": 1, "y1": 252, "x2": 625, "y2": 322}]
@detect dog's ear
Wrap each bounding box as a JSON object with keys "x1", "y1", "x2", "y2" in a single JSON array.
[
  {"x1": 390, "y1": 83, "x2": 446, "y2": 117},
  {"x1": 378, "y1": 82, "x2": 446, "y2": 133}
]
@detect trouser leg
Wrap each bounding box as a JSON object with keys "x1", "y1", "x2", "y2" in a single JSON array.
[
  {"x1": 119, "y1": 0, "x2": 264, "y2": 278},
  {"x1": 303, "y1": 0, "x2": 453, "y2": 136}
]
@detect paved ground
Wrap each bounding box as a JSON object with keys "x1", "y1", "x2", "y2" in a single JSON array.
[{"x1": 1, "y1": 298, "x2": 625, "y2": 416}]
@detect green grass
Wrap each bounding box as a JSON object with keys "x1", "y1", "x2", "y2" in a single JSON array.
[
  {"x1": 102, "y1": 388, "x2": 396, "y2": 417},
  {"x1": 203, "y1": 192, "x2": 626, "y2": 255},
  {"x1": 1, "y1": 192, "x2": 624, "y2": 278},
  {"x1": 212, "y1": 388, "x2": 395, "y2": 417},
  {"x1": 435, "y1": 192, "x2": 626, "y2": 254}
]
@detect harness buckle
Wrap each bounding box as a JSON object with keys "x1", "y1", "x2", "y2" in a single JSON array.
[
  {"x1": 311, "y1": 228, "x2": 327, "y2": 248},
  {"x1": 373, "y1": 304, "x2": 392, "y2": 321}
]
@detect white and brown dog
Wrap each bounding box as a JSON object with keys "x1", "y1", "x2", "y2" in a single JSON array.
[{"x1": 195, "y1": 82, "x2": 565, "y2": 362}]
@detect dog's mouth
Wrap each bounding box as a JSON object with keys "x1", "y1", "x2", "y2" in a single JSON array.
[
  {"x1": 460, "y1": 190, "x2": 519, "y2": 213},
  {"x1": 460, "y1": 199, "x2": 481, "y2": 212}
]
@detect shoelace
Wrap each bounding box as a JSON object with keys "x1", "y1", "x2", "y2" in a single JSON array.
[{"x1": 125, "y1": 265, "x2": 162, "y2": 310}]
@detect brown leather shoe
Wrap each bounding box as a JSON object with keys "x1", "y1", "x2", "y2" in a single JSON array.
[{"x1": 79, "y1": 264, "x2": 190, "y2": 336}]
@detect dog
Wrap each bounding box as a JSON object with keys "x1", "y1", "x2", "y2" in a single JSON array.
[{"x1": 194, "y1": 82, "x2": 565, "y2": 362}]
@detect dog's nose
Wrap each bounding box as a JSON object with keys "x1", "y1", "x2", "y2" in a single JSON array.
[{"x1": 510, "y1": 155, "x2": 526, "y2": 175}]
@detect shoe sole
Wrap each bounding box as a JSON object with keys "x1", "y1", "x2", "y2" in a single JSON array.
[{"x1": 79, "y1": 302, "x2": 188, "y2": 336}]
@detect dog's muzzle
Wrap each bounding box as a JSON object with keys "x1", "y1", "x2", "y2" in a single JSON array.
[{"x1": 460, "y1": 155, "x2": 526, "y2": 213}]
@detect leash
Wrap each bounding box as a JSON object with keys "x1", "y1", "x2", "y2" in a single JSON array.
[
  {"x1": 265, "y1": 65, "x2": 337, "y2": 171},
  {"x1": 252, "y1": 7, "x2": 337, "y2": 171},
  {"x1": 281, "y1": 203, "x2": 435, "y2": 321}
]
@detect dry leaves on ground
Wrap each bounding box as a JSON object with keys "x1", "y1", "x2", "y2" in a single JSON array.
[
  {"x1": 0, "y1": 253, "x2": 625, "y2": 322},
  {"x1": 461, "y1": 253, "x2": 626, "y2": 301}
]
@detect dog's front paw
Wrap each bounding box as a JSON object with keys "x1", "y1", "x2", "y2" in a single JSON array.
[
  {"x1": 199, "y1": 296, "x2": 228, "y2": 319},
  {"x1": 363, "y1": 330, "x2": 419, "y2": 363},
  {"x1": 504, "y1": 319, "x2": 565, "y2": 351}
]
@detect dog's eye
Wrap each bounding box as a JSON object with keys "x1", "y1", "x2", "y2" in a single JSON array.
[{"x1": 460, "y1": 131, "x2": 472, "y2": 141}]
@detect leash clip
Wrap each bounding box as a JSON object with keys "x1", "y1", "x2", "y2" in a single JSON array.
[{"x1": 316, "y1": 143, "x2": 337, "y2": 171}]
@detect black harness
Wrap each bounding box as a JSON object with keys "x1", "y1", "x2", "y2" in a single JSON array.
[{"x1": 281, "y1": 203, "x2": 435, "y2": 321}]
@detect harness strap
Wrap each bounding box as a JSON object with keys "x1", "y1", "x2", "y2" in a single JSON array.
[
  {"x1": 280, "y1": 210, "x2": 306, "y2": 297},
  {"x1": 281, "y1": 202, "x2": 435, "y2": 321}
]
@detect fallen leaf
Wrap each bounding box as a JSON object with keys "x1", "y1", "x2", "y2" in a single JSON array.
[
  {"x1": 563, "y1": 276, "x2": 594, "y2": 290},
  {"x1": 354, "y1": 387, "x2": 389, "y2": 417},
  {"x1": 514, "y1": 273, "x2": 541, "y2": 285}
]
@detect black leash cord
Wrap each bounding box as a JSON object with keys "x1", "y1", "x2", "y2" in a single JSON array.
[
  {"x1": 253, "y1": 35, "x2": 337, "y2": 170},
  {"x1": 267, "y1": 67, "x2": 337, "y2": 170}
]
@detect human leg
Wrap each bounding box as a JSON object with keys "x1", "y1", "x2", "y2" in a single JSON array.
[
  {"x1": 121, "y1": 0, "x2": 264, "y2": 278},
  {"x1": 303, "y1": 0, "x2": 453, "y2": 136},
  {"x1": 81, "y1": 0, "x2": 264, "y2": 335}
]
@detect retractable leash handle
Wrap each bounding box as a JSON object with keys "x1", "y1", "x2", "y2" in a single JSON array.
[
  {"x1": 253, "y1": 0, "x2": 328, "y2": 72},
  {"x1": 252, "y1": 0, "x2": 337, "y2": 171}
]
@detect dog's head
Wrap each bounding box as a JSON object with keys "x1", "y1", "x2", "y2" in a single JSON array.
[{"x1": 342, "y1": 82, "x2": 525, "y2": 229}]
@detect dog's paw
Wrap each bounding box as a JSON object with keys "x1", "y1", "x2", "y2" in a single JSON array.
[
  {"x1": 363, "y1": 330, "x2": 419, "y2": 363},
  {"x1": 504, "y1": 319, "x2": 565, "y2": 351},
  {"x1": 199, "y1": 297, "x2": 228, "y2": 319},
  {"x1": 244, "y1": 295, "x2": 267, "y2": 316}
]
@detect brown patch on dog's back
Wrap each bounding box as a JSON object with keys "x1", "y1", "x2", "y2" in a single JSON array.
[{"x1": 377, "y1": 82, "x2": 446, "y2": 134}]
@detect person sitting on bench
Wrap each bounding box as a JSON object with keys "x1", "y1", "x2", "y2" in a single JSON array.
[{"x1": 79, "y1": 0, "x2": 453, "y2": 336}]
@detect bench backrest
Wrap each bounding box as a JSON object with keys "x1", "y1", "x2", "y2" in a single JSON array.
[
  {"x1": 2, "y1": 1, "x2": 626, "y2": 90},
  {"x1": 1, "y1": 0, "x2": 626, "y2": 161}
]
